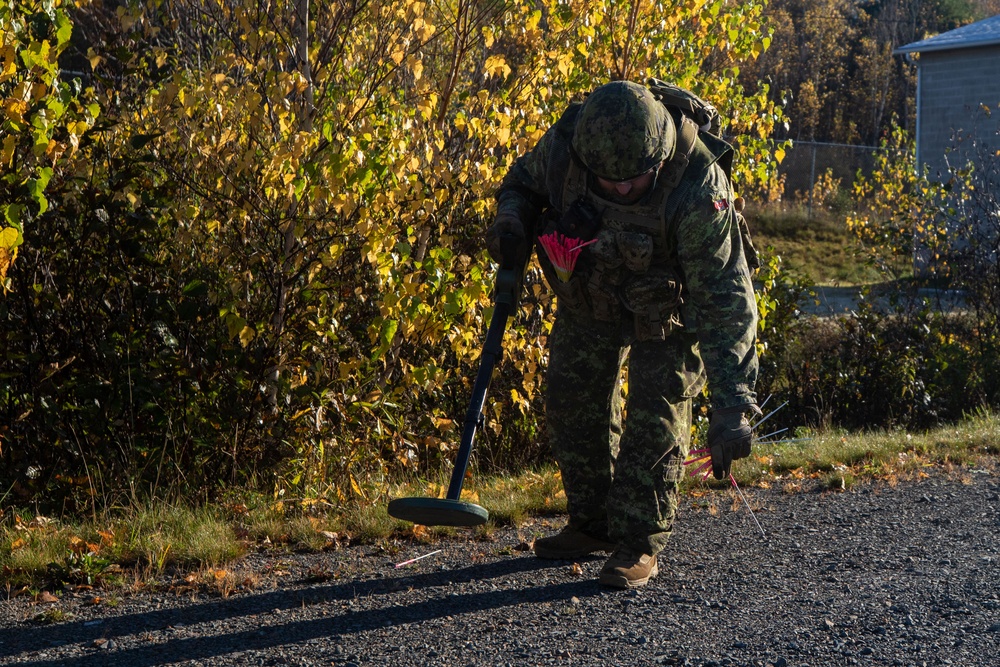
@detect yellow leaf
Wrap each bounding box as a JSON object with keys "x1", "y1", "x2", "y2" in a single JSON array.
[
  {"x1": 238, "y1": 325, "x2": 255, "y2": 347},
  {"x1": 408, "y1": 56, "x2": 423, "y2": 81},
  {"x1": 2, "y1": 46, "x2": 17, "y2": 79},
  {"x1": 350, "y1": 475, "x2": 367, "y2": 499},
  {"x1": 1, "y1": 133, "x2": 15, "y2": 167},
  {"x1": 483, "y1": 55, "x2": 511, "y2": 79},
  {"x1": 0, "y1": 227, "x2": 19, "y2": 249}
]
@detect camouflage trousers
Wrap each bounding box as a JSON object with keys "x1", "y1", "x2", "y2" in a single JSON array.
[{"x1": 545, "y1": 308, "x2": 705, "y2": 555}]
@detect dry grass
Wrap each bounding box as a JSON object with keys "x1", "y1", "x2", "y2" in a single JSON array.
[
  {"x1": 730, "y1": 408, "x2": 1000, "y2": 492},
  {"x1": 3, "y1": 412, "x2": 997, "y2": 593}
]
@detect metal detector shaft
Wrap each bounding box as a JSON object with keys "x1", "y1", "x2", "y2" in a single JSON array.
[{"x1": 445, "y1": 235, "x2": 524, "y2": 500}]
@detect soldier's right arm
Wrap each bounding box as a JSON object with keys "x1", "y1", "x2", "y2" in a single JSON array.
[
  {"x1": 494, "y1": 127, "x2": 559, "y2": 230},
  {"x1": 494, "y1": 102, "x2": 584, "y2": 231}
]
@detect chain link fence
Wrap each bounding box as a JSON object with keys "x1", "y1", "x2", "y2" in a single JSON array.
[{"x1": 777, "y1": 141, "x2": 889, "y2": 214}]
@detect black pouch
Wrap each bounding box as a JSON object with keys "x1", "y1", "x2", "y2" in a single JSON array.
[{"x1": 556, "y1": 197, "x2": 602, "y2": 241}]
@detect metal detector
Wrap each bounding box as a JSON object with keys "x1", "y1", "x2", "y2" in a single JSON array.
[{"x1": 388, "y1": 235, "x2": 526, "y2": 527}]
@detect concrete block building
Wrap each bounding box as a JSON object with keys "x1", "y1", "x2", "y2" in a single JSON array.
[{"x1": 895, "y1": 15, "x2": 1000, "y2": 180}]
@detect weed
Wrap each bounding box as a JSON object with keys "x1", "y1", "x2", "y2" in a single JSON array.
[{"x1": 32, "y1": 608, "x2": 74, "y2": 625}]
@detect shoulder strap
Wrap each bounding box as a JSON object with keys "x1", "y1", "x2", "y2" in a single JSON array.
[{"x1": 659, "y1": 115, "x2": 699, "y2": 189}]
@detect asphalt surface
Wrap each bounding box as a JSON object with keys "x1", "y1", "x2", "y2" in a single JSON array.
[{"x1": 2, "y1": 466, "x2": 998, "y2": 666}]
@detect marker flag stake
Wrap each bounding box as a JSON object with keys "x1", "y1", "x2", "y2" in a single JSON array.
[
  {"x1": 730, "y1": 474, "x2": 765, "y2": 538},
  {"x1": 751, "y1": 401, "x2": 788, "y2": 431},
  {"x1": 394, "y1": 549, "x2": 443, "y2": 569},
  {"x1": 684, "y1": 450, "x2": 765, "y2": 535},
  {"x1": 758, "y1": 427, "x2": 789, "y2": 441},
  {"x1": 755, "y1": 437, "x2": 814, "y2": 446}
]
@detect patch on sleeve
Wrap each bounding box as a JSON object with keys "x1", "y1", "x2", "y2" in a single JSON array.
[{"x1": 712, "y1": 198, "x2": 730, "y2": 211}]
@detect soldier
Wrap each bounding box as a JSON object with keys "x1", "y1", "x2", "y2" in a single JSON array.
[{"x1": 486, "y1": 80, "x2": 761, "y2": 589}]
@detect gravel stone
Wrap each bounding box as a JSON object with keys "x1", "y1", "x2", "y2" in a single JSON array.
[{"x1": 1, "y1": 468, "x2": 998, "y2": 665}]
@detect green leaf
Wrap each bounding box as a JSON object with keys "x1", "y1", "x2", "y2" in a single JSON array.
[
  {"x1": 4, "y1": 204, "x2": 24, "y2": 228},
  {"x1": 372, "y1": 318, "x2": 398, "y2": 361}
]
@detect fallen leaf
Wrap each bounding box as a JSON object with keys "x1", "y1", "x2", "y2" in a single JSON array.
[{"x1": 35, "y1": 591, "x2": 58, "y2": 604}]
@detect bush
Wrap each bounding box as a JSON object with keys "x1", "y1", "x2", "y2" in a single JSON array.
[{"x1": 763, "y1": 299, "x2": 996, "y2": 432}]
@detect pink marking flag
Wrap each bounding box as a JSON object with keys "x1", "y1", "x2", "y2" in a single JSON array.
[{"x1": 537, "y1": 231, "x2": 597, "y2": 282}]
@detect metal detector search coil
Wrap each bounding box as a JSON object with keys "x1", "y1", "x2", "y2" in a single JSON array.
[{"x1": 387, "y1": 235, "x2": 526, "y2": 527}]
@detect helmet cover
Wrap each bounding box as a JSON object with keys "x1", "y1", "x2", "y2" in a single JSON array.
[{"x1": 571, "y1": 81, "x2": 676, "y2": 181}]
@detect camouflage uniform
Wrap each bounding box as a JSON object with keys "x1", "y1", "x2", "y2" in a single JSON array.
[{"x1": 492, "y1": 81, "x2": 758, "y2": 556}]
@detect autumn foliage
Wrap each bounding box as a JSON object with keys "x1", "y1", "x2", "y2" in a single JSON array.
[{"x1": 1, "y1": 0, "x2": 786, "y2": 512}]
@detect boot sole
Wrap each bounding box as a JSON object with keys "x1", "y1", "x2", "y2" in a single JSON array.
[{"x1": 598, "y1": 561, "x2": 659, "y2": 589}]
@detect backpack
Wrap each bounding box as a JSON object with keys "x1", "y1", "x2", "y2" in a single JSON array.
[
  {"x1": 646, "y1": 78, "x2": 722, "y2": 137},
  {"x1": 646, "y1": 78, "x2": 759, "y2": 272}
]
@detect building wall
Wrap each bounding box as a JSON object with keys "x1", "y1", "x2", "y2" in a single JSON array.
[{"x1": 918, "y1": 45, "x2": 1000, "y2": 180}]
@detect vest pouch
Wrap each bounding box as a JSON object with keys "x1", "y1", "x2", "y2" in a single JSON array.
[
  {"x1": 536, "y1": 241, "x2": 591, "y2": 312},
  {"x1": 549, "y1": 270, "x2": 590, "y2": 311},
  {"x1": 587, "y1": 266, "x2": 621, "y2": 322},
  {"x1": 589, "y1": 228, "x2": 623, "y2": 267},
  {"x1": 620, "y1": 268, "x2": 684, "y2": 341},
  {"x1": 556, "y1": 197, "x2": 602, "y2": 241},
  {"x1": 616, "y1": 231, "x2": 654, "y2": 273}
]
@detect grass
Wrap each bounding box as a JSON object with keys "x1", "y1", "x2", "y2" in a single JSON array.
[
  {"x1": 3, "y1": 410, "x2": 997, "y2": 594},
  {"x1": 0, "y1": 465, "x2": 569, "y2": 593},
  {"x1": 731, "y1": 408, "x2": 1000, "y2": 492},
  {"x1": 748, "y1": 203, "x2": 884, "y2": 286}
]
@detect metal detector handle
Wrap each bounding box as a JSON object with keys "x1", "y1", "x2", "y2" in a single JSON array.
[{"x1": 445, "y1": 235, "x2": 526, "y2": 500}]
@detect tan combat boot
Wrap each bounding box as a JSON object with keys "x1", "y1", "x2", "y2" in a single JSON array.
[
  {"x1": 533, "y1": 526, "x2": 615, "y2": 559},
  {"x1": 598, "y1": 547, "x2": 658, "y2": 589}
]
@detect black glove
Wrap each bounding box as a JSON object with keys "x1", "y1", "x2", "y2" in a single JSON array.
[
  {"x1": 706, "y1": 405, "x2": 760, "y2": 480},
  {"x1": 486, "y1": 214, "x2": 526, "y2": 263}
]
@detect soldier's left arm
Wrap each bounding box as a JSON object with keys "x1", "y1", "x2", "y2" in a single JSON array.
[{"x1": 673, "y1": 163, "x2": 759, "y2": 411}]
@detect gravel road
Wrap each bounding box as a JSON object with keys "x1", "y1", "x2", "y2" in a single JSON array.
[{"x1": 2, "y1": 466, "x2": 998, "y2": 667}]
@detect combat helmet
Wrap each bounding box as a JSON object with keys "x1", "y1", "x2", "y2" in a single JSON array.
[{"x1": 571, "y1": 81, "x2": 676, "y2": 181}]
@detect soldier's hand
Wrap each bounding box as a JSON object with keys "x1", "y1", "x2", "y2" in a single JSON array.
[
  {"x1": 706, "y1": 406, "x2": 759, "y2": 480},
  {"x1": 486, "y1": 214, "x2": 526, "y2": 263}
]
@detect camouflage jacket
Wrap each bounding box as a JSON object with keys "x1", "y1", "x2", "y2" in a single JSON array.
[{"x1": 494, "y1": 101, "x2": 758, "y2": 410}]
